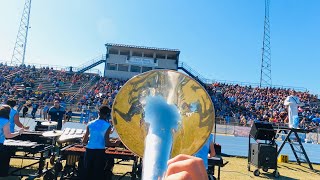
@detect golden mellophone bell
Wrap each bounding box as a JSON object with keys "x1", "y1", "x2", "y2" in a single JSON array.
[{"x1": 112, "y1": 70, "x2": 215, "y2": 179}]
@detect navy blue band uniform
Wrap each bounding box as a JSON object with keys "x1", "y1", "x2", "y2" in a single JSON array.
[{"x1": 48, "y1": 106, "x2": 66, "y2": 130}]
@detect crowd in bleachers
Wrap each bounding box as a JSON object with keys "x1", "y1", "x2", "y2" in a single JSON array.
[
  {"x1": 0, "y1": 64, "x2": 97, "y2": 116},
  {"x1": 76, "y1": 77, "x2": 126, "y2": 111},
  {"x1": 207, "y1": 83, "x2": 319, "y2": 128},
  {"x1": 73, "y1": 76, "x2": 320, "y2": 130},
  {"x1": 1, "y1": 63, "x2": 319, "y2": 129}
]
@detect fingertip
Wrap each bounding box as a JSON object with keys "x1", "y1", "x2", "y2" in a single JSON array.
[{"x1": 167, "y1": 154, "x2": 193, "y2": 165}]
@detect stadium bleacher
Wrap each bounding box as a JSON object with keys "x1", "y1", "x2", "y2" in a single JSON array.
[{"x1": 0, "y1": 63, "x2": 319, "y2": 130}]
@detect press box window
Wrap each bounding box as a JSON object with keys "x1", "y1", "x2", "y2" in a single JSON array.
[
  {"x1": 120, "y1": 50, "x2": 130, "y2": 56},
  {"x1": 156, "y1": 53, "x2": 166, "y2": 59},
  {"x1": 144, "y1": 52, "x2": 154, "y2": 58},
  {"x1": 132, "y1": 51, "x2": 142, "y2": 57},
  {"x1": 107, "y1": 63, "x2": 117, "y2": 70},
  {"x1": 167, "y1": 54, "x2": 178, "y2": 60},
  {"x1": 130, "y1": 65, "x2": 141, "y2": 73},
  {"x1": 142, "y1": 67, "x2": 152, "y2": 73},
  {"x1": 109, "y1": 48, "x2": 118, "y2": 55},
  {"x1": 118, "y1": 64, "x2": 129, "y2": 72}
]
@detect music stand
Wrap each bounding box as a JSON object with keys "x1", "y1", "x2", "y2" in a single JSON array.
[{"x1": 207, "y1": 117, "x2": 224, "y2": 180}]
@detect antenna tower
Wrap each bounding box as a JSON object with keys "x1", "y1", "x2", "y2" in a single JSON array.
[
  {"x1": 259, "y1": 0, "x2": 272, "y2": 87},
  {"x1": 10, "y1": 0, "x2": 32, "y2": 65}
]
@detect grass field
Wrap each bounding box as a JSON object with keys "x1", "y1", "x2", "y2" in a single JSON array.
[
  {"x1": 1, "y1": 156, "x2": 319, "y2": 180},
  {"x1": 112, "y1": 157, "x2": 320, "y2": 180}
]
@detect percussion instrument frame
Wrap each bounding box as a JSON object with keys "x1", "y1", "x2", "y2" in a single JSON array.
[
  {"x1": 58, "y1": 144, "x2": 141, "y2": 180},
  {"x1": 5, "y1": 142, "x2": 55, "y2": 178}
]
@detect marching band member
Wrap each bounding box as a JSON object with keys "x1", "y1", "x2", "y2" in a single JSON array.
[
  {"x1": 82, "y1": 105, "x2": 114, "y2": 180},
  {"x1": 0, "y1": 105, "x2": 24, "y2": 177},
  {"x1": 194, "y1": 133, "x2": 216, "y2": 177},
  {"x1": 6, "y1": 99, "x2": 29, "y2": 133}
]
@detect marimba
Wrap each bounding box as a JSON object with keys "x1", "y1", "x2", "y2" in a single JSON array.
[
  {"x1": 13, "y1": 131, "x2": 53, "y2": 144},
  {"x1": 1, "y1": 140, "x2": 54, "y2": 178},
  {"x1": 59, "y1": 144, "x2": 140, "y2": 180},
  {"x1": 4, "y1": 139, "x2": 49, "y2": 154},
  {"x1": 62, "y1": 144, "x2": 135, "y2": 159}
]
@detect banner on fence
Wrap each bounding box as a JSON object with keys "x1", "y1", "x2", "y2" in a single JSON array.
[{"x1": 234, "y1": 126, "x2": 251, "y2": 137}]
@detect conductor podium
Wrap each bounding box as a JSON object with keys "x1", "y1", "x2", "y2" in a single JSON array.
[{"x1": 248, "y1": 122, "x2": 279, "y2": 177}]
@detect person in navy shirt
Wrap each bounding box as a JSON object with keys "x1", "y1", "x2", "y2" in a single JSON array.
[
  {"x1": 82, "y1": 105, "x2": 114, "y2": 180},
  {"x1": 48, "y1": 100, "x2": 66, "y2": 130}
]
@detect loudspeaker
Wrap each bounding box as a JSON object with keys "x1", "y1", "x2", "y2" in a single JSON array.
[
  {"x1": 250, "y1": 143, "x2": 277, "y2": 169},
  {"x1": 250, "y1": 122, "x2": 275, "y2": 141}
]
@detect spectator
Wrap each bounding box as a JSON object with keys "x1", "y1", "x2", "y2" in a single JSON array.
[
  {"x1": 22, "y1": 104, "x2": 28, "y2": 118},
  {"x1": 31, "y1": 101, "x2": 39, "y2": 119},
  {"x1": 66, "y1": 109, "x2": 72, "y2": 121},
  {"x1": 43, "y1": 103, "x2": 49, "y2": 120}
]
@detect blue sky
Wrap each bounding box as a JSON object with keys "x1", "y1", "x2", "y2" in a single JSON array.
[{"x1": 0, "y1": 0, "x2": 319, "y2": 95}]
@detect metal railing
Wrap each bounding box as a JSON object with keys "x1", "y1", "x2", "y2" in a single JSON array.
[
  {"x1": 178, "y1": 62, "x2": 207, "y2": 83},
  {"x1": 4, "y1": 69, "x2": 25, "y2": 79},
  {"x1": 206, "y1": 79, "x2": 308, "y2": 92},
  {"x1": 66, "y1": 75, "x2": 99, "y2": 103},
  {"x1": 1, "y1": 58, "x2": 309, "y2": 92},
  {"x1": 0, "y1": 60, "x2": 102, "y2": 75},
  {"x1": 76, "y1": 54, "x2": 106, "y2": 72}
]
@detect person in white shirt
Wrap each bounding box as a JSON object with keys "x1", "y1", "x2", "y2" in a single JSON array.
[{"x1": 284, "y1": 93, "x2": 304, "y2": 128}]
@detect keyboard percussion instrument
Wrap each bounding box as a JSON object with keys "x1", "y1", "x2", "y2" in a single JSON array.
[
  {"x1": 13, "y1": 130, "x2": 53, "y2": 144},
  {"x1": 3, "y1": 139, "x2": 47, "y2": 154},
  {"x1": 0, "y1": 118, "x2": 137, "y2": 180},
  {"x1": 41, "y1": 121, "x2": 58, "y2": 126},
  {"x1": 1, "y1": 124, "x2": 63, "y2": 179},
  {"x1": 58, "y1": 128, "x2": 86, "y2": 143},
  {"x1": 42, "y1": 130, "x2": 63, "y2": 137},
  {"x1": 59, "y1": 143, "x2": 141, "y2": 179},
  {"x1": 61, "y1": 144, "x2": 136, "y2": 159},
  {"x1": 1, "y1": 138, "x2": 54, "y2": 178}
]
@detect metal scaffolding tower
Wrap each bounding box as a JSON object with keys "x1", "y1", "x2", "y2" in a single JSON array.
[
  {"x1": 10, "y1": 0, "x2": 32, "y2": 65},
  {"x1": 259, "y1": 0, "x2": 272, "y2": 87}
]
